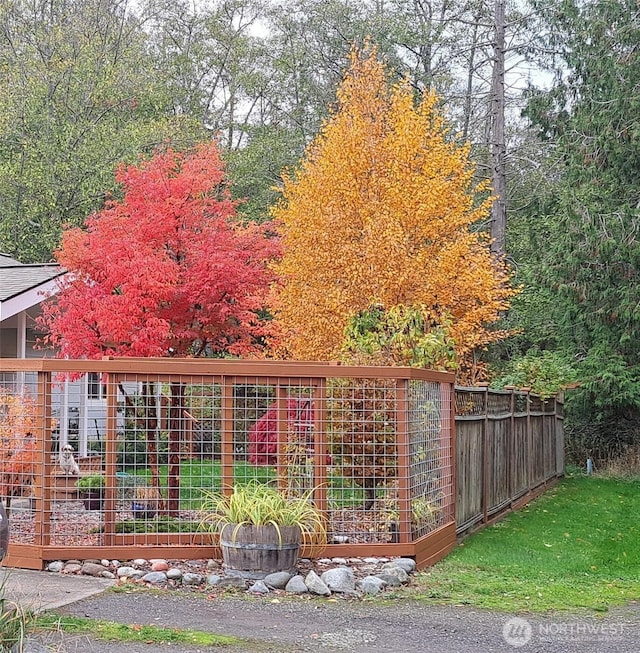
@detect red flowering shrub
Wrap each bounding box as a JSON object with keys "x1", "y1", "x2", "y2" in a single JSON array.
[{"x1": 248, "y1": 398, "x2": 314, "y2": 466}]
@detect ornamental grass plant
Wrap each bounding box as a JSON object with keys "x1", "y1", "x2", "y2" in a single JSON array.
[
  {"x1": 199, "y1": 481, "x2": 327, "y2": 556},
  {"x1": 0, "y1": 573, "x2": 32, "y2": 653}
]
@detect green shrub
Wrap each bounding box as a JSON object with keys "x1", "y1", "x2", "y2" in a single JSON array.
[
  {"x1": 491, "y1": 350, "x2": 578, "y2": 398},
  {"x1": 75, "y1": 474, "x2": 105, "y2": 493}
]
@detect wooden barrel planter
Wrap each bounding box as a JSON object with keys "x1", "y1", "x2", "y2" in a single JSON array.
[{"x1": 220, "y1": 523, "x2": 301, "y2": 579}]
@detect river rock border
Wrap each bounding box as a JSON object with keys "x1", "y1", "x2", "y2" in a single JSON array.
[{"x1": 45, "y1": 556, "x2": 417, "y2": 597}]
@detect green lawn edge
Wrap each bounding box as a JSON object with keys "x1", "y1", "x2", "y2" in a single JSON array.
[
  {"x1": 405, "y1": 473, "x2": 640, "y2": 613},
  {"x1": 34, "y1": 614, "x2": 242, "y2": 647}
]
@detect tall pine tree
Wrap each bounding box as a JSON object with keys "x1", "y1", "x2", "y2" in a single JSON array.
[{"x1": 525, "y1": 0, "x2": 640, "y2": 456}]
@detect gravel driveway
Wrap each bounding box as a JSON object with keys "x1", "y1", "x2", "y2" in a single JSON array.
[{"x1": 44, "y1": 591, "x2": 640, "y2": 653}]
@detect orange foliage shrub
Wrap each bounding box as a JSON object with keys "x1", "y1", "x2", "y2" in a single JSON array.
[
  {"x1": 270, "y1": 46, "x2": 515, "y2": 369},
  {"x1": 0, "y1": 390, "x2": 37, "y2": 500}
]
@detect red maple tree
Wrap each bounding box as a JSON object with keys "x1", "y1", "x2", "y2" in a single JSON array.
[
  {"x1": 41, "y1": 142, "x2": 279, "y2": 359},
  {"x1": 39, "y1": 142, "x2": 280, "y2": 512}
]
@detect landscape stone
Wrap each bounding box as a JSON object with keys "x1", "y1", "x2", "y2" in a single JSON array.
[
  {"x1": 383, "y1": 558, "x2": 416, "y2": 574},
  {"x1": 357, "y1": 576, "x2": 388, "y2": 595},
  {"x1": 62, "y1": 563, "x2": 82, "y2": 574},
  {"x1": 142, "y1": 571, "x2": 168, "y2": 585},
  {"x1": 166, "y1": 568, "x2": 183, "y2": 580},
  {"x1": 151, "y1": 560, "x2": 169, "y2": 572},
  {"x1": 101, "y1": 571, "x2": 116, "y2": 579},
  {"x1": 47, "y1": 561, "x2": 64, "y2": 573},
  {"x1": 321, "y1": 566, "x2": 355, "y2": 593},
  {"x1": 81, "y1": 562, "x2": 108, "y2": 577},
  {"x1": 263, "y1": 571, "x2": 293, "y2": 589},
  {"x1": 249, "y1": 580, "x2": 270, "y2": 594},
  {"x1": 132, "y1": 558, "x2": 148, "y2": 567},
  {"x1": 207, "y1": 574, "x2": 222, "y2": 586},
  {"x1": 182, "y1": 572, "x2": 203, "y2": 585},
  {"x1": 331, "y1": 557, "x2": 348, "y2": 565},
  {"x1": 373, "y1": 572, "x2": 403, "y2": 587},
  {"x1": 377, "y1": 566, "x2": 409, "y2": 583},
  {"x1": 284, "y1": 575, "x2": 308, "y2": 594},
  {"x1": 305, "y1": 570, "x2": 331, "y2": 596},
  {"x1": 216, "y1": 576, "x2": 247, "y2": 589},
  {"x1": 116, "y1": 566, "x2": 136, "y2": 578}
]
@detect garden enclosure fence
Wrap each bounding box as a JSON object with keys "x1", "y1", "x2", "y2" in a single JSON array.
[{"x1": 0, "y1": 359, "x2": 563, "y2": 570}]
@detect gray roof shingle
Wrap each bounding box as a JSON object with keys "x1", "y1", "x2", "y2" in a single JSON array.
[{"x1": 0, "y1": 254, "x2": 64, "y2": 302}]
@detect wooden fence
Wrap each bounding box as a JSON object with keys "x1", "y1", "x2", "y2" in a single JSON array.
[
  {"x1": 455, "y1": 385, "x2": 564, "y2": 534},
  {"x1": 0, "y1": 359, "x2": 563, "y2": 571}
]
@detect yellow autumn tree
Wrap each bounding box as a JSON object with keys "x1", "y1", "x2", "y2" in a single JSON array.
[{"x1": 270, "y1": 46, "x2": 514, "y2": 374}]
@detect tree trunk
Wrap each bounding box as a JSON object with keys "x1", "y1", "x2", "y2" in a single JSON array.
[
  {"x1": 143, "y1": 383, "x2": 165, "y2": 511},
  {"x1": 168, "y1": 383, "x2": 185, "y2": 516},
  {"x1": 490, "y1": 0, "x2": 507, "y2": 258}
]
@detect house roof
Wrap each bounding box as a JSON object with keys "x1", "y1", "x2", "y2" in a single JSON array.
[
  {"x1": 0, "y1": 252, "x2": 65, "y2": 321},
  {"x1": 0, "y1": 253, "x2": 23, "y2": 267}
]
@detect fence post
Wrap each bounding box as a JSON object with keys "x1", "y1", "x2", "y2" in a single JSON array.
[
  {"x1": 480, "y1": 384, "x2": 489, "y2": 524},
  {"x1": 313, "y1": 378, "x2": 328, "y2": 515},
  {"x1": 34, "y1": 370, "x2": 53, "y2": 548},
  {"x1": 556, "y1": 393, "x2": 565, "y2": 476},
  {"x1": 221, "y1": 377, "x2": 235, "y2": 495},
  {"x1": 525, "y1": 388, "x2": 533, "y2": 491},
  {"x1": 506, "y1": 386, "x2": 515, "y2": 505},
  {"x1": 395, "y1": 377, "x2": 411, "y2": 544},
  {"x1": 102, "y1": 372, "x2": 119, "y2": 547},
  {"x1": 447, "y1": 380, "x2": 456, "y2": 525}
]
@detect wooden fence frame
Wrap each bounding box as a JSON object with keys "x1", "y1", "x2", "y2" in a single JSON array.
[
  {"x1": 0, "y1": 359, "x2": 564, "y2": 570},
  {"x1": 1, "y1": 358, "x2": 458, "y2": 570}
]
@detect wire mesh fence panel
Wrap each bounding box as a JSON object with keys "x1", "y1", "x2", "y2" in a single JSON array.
[
  {"x1": 408, "y1": 380, "x2": 453, "y2": 539},
  {"x1": 240, "y1": 380, "x2": 317, "y2": 495},
  {"x1": 0, "y1": 377, "x2": 39, "y2": 545},
  {"x1": 108, "y1": 374, "x2": 226, "y2": 546},
  {"x1": 325, "y1": 377, "x2": 401, "y2": 544}
]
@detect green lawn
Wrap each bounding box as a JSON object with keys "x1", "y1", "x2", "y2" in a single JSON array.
[
  {"x1": 408, "y1": 473, "x2": 640, "y2": 612},
  {"x1": 130, "y1": 459, "x2": 367, "y2": 509}
]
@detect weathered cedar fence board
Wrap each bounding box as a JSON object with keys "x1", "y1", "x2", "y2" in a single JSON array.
[{"x1": 455, "y1": 386, "x2": 564, "y2": 535}]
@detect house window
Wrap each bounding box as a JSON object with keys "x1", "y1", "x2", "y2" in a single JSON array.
[{"x1": 87, "y1": 373, "x2": 106, "y2": 400}]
